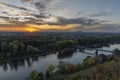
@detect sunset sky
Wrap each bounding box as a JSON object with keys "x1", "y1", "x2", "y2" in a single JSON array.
[{"x1": 0, "y1": 0, "x2": 120, "y2": 32}]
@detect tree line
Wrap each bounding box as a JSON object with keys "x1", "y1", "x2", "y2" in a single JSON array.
[{"x1": 0, "y1": 41, "x2": 39, "y2": 60}]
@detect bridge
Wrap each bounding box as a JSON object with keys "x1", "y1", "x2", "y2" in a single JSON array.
[{"x1": 76, "y1": 46, "x2": 114, "y2": 55}]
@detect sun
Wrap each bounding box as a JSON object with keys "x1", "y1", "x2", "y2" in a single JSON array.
[{"x1": 24, "y1": 27, "x2": 38, "y2": 32}]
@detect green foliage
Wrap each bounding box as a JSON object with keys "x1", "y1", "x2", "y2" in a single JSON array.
[
  {"x1": 48, "y1": 64, "x2": 55, "y2": 73},
  {"x1": 1, "y1": 42, "x2": 7, "y2": 53},
  {"x1": 29, "y1": 71, "x2": 45, "y2": 80},
  {"x1": 45, "y1": 70, "x2": 50, "y2": 79},
  {"x1": 1, "y1": 35, "x2": 120, "y2": 80},
  {"x1": 57, "y1": 61, "x2": 68, "y2": 74},
  {"x1": 29, "y1": 70, "x2": 38, "y2": 80},
  {"x1": 0, "y1": 40, "x2": 40, "y2": 60},
  {"x1": 18, "y1": 43, "x2": 25, "y2": 54},
  {"x1": 66, "y1": 64, "x2": 76, "y2": 73},
  {"x1": 56, "y1": 40, "x2": 77, "y2": 50},
  {"x1": 83, "y1": 57, "x2": 97, "y2": 68},
  {"x1": 95, "y1": 64, "x2": 104, "y2": 73},
  {"x1": 63, "y1": 55, "x2": 120, "y2": 80},
  {"x1": 107, "y1": 55, "x2": 114, "y2": 61},
  {"x1": 36, "y1": 73, "x2": 45, "y2": 80},
  {"x1": 26, "y1": 45, "x2": 39, "y2": 54},
  {"x1": 76, "y1": 63, "x2": 83, "y2": 70},
  {"x1": 50, "y1": 75, "x2": 64, "y2": 80},
  {"x1": 114, "y1": 49, "x2": 120, "y2": 55}
]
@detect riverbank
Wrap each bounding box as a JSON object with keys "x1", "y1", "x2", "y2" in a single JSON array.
[
  {"x1": 28, "y1": 49, "x2": 120, "y2": 80},
  {"x1": 64, "y1": 55, "x2": 120, "y2": 80},
  {"x1": 0, "y1": 51, "x2": 55, "y2": 63}
]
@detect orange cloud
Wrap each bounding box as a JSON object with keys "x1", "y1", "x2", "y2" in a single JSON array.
[
  {"x1": 0, "y1": 23, "x2": 80, "y2": 32},
  {"x1": 0, "y1": 27, "x2": 25, "y2": 32},
  {"x1": 24, "y1": 27, "x2": 39, "y2": 32},
  {"x1": 26, "y1": 24, "x2": 80, "y2": 30}
]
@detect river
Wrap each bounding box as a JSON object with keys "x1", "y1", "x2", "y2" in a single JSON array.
[{"x1": 0, "y1": 44, "x2": 120, "y2": 80}]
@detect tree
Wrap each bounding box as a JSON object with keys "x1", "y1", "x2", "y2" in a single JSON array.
[
  {"x1": 26, "y1": 45, "x2": 39, "y2": 54},
  {"x1": 36, "y1": 72, "x2": 45, "y2": 80},
  {"x1": 29, "y1": 70, "x2": 38, "y2": 80},
  {"x1": 8, "y1": 42, "x2": 18, "y2": 55},
  {"x1": 33, "y1": 47, "x2": 40, "y2": 54},
  {"x1": 1, "y1": 42, "x2": 8, "y2": 54},
  {"x1": 9, "y1": 42, "x2": 14, "y2": 54},
  {"x1": 58, "y1": 48, "x2": 75, "y2": 59},
  {"x1": 12, "y1": 44, "x2": 18, "y2": 54},
  {"x1": 26, "y1": 45, "x2": 33, "y2": 54},
  {"x1": 48, "y1": 64, "x2": 55, "y2": 73},
  {"x1": 66, "y1": 64, "x2": 76, "y2": 73},
  {"x1": 56, "y1": 40, "x2": 77, "y2": 50},
  {"x1": 45, "y1": 70, "x2": 50, "y2": 79},
  {"x1": 114, "y1": 49, "x2": 120, "y2": 55},
  {"x1": 83, "y1": 57, "x2": 97, "y2": 68},
  {"x1": 18, "y1": 43, "x2": 25, "y2": 54},
  {"x1": 57, "y1": 61, "x2": 68, "y2": 74},
  {"x1": 95, "y1": 64, "x2": 104, "y2": 73}
]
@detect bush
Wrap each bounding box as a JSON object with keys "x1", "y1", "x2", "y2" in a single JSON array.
[{"x1": 83, "y1": 57, "x2": 97, "y2": 68}]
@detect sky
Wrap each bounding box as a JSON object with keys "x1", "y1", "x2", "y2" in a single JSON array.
[{"x1": 0, "y1": 0, "x2": 120, "y2": 32}]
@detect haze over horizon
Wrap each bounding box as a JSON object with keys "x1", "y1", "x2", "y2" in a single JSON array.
[{"x1": 0, "y1": 0, "x2": 120, "y2": 32}]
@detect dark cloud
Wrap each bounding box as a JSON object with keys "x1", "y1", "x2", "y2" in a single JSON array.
[
  {"x1": 98, "y1": 24, "x2": 119, "y2": 30},
  {"x1": 18, "y1": 0, "x2": 57, "y2": 22},
  {"x1": 0, "y1": 23, "x2": 26, "y2": 27},
  {"x1": 91, "y1": 9, "x2": 112, "y2": 17},
  {"x1": 45, "y1": 17, "x2": 102, "y2": 26},
  {"x1": 91, "y1": 13, "x2": 110, "y2": 17},
  {"x1": 34, "y1": 0, "x2": 55, "y2": 13},
  {"x1": 0, "y1": 16, "x2": 9, "y2": 19},
  {"x1": 1, "y1": 12, "x2": 9, "y2": 15},
  {"x1": 0, "y1": 12, "x2": 104, "y2": 28},
  {"x1": 92, "y1": 24, "x2": 120, "y2": 32},
  {"x1": 1, "y1": 3, "x2": 35, "y2": 12},
  {"x1": 21, "y1": 0, "x2": 56, "y2": 16},
  {"x1": 0, "y1": 16, "x2": 11, "y2": 22},
  {"x1": 0, "y1": 0, "x2": 106, "y2": 30},
  {"x1": 20, "y1": 11, "x2": 48, "y2": 18},
  {"x1": 22, "y1": 0, "x2": 33, "y2": 2}
]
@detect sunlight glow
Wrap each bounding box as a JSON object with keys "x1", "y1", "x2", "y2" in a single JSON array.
[
  {"x1": 26, "y1": 24, "x2": 80, "y2": 30},
  {"x1": 0, "y1": 23, "x2": 80, "y2": 32},
  {"x1": 24, "y1": 27, "x2": 38, "y2": 32}
]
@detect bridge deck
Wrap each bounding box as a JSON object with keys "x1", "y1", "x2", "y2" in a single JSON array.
[
  {"x1": 76, "y1": 51, "x2": 95, "y2": 55},
  {"x1": 76, "y1": 46, "x2": 114, "y2": 53}
]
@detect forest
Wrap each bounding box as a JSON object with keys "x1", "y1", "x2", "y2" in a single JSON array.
[{"x1": 0, "y1": 35, "x2": 120, "y2": 61}]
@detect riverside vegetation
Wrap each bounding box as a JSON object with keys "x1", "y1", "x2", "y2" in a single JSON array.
[
  {"x1": 0, "y1": 35, "x2": 120, "y2": 80},
  {"x1": 0, "y1": 35, "x2": 120, "y2": 61},
  {"x1": 28, "y1": 49, "x2": 120, "y2": 80}
]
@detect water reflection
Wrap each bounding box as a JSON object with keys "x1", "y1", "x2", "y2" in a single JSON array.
[
  {"x1": 57, "y1": 53, "x2": 73, "y2": 59},
  {"x1": 57, "y1": 50, "x2": 86, "y2": 59},
  {"x1": 0, "y1": 44, "x2": 116, "y2": 71},
  {"x1": 0, "y1": 56, "x2": 41, "y2": 71},
  {"x1": 0, "y1": 44, "x2": 120, "y2": 80},
  {"x1": 26, "y1": 58, "x2": 31, "y2": 67}
]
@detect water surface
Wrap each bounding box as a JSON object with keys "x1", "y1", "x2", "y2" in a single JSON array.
[{"x1": 0, "y1": 44, "x2": 120, "y2": 80}]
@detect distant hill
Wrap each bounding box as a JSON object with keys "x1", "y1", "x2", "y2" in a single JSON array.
[{"x1": 0, "y1": 31, "x2": 120, "y2": 36}]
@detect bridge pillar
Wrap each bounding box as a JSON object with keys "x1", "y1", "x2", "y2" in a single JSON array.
[{"x1": 95, "y1": 50, "x2": 98, "y2": 56}]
